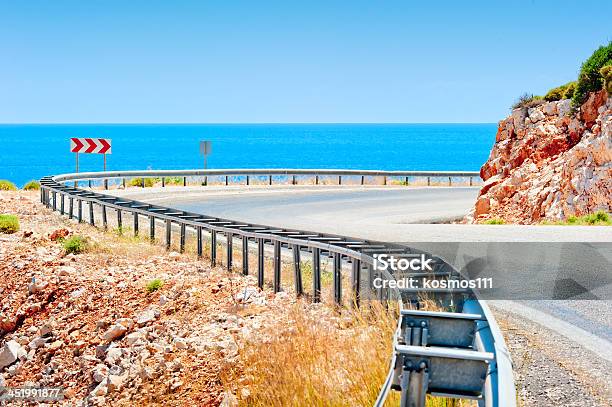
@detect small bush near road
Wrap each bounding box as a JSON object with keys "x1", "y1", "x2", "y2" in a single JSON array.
[
  {"x1": 512, "y1": 93, "x2": 544, "y2": 110},
  {"x1": 62, "y1": 235, "x2": 89, "y2": 254},
  {"x1": 129, "y1": 177, "x2": 156, "y2": 187},
  {"x1": 0, "y1": 180, "x2": 17, "y2": 191},
  {"x1": 562, "y1": 81, "x2": 576, "y2": 99},
  {"x1": 600, "y1": 65, "x2": 612, "y2": 94},
  {"x1": 23, "y1": 180, "x2": 41, "y2": 190},
  {"x1": 483, "y1": 218, "x2": 505, "y2": 225},
  {"x1": 543, "y1": 211, "x2": 611, "y2": 226},
  {"x1": 164, "y1": 177, "x2": 184, "y2": 185},
  {"x1": 0, "y1": 214, "x2": 19, "y2": 234},
  {"x1": 146, "y1": 278, "x2": 164, "y2": 293},
  {"x1": 572, "y1": 42, "x2": 612, "y2": 109}
]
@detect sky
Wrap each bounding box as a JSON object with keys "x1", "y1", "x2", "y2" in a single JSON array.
[{"x1": 1, "y1": 1, "x2": 610, "y2": 123}]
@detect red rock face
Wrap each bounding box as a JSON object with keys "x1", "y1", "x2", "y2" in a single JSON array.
[{"x1": 468, "y1": 91, "x2": 612, "y2": 224}]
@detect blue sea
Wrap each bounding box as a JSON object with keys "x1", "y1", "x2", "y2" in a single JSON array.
[{"x1": 0, "y1": 124, "x2": 495, "y2": 187}]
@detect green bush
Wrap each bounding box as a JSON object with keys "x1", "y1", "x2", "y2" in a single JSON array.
[
  {"x1": 164, "y1": 177, "x2": 184, "y2": 185},
  {"x1": 0, "y1": 214, "x2": 20, "y2": 234},
  {"x1": 600, "y1": 65, "x2": 612, "y2": 94},
  {"x1": 146, "y1": 278, "x2": 164, "y2": 293},
  {"x1": 544, "y1": 81, "x2": 576, "y2": 101},
  {"x1": 512, "y1": 93, "x2": 543, "y2": 110},
  {"x1": 572, "y1": 42, "x2": 612, "y2": 108},
  {"x1": 62, "y1": 235, "x2": 88, "y2": 254},
  {"x1": 0, "y1": 180, "x2": 17, "y2": 191},
  {"x1": 483, "y1": 218, "x2": 505, "y2": 225},
  {"x1": 22, "y1": 180, "x2": 41, "y2": 190},
  {"x1": 129, "y1": 177, "x2": 156, "y2": 187},
  {"x1": 562, "y1": 81, "x2": 576, "y2": 99}
]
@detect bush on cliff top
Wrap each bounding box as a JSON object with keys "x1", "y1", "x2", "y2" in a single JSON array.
[
  {"x1": 0, "y1": 214, "x2": 20, "y2": 234},
  {"x1": 23, "y1": 180, "x2": 41, "y2": 190},
  {"x1": 0, "y1": 180, "x2": 17, "y2": 191},
  {"x1": 544, "y1": 81, "x2": 576, "y2": 101},
  {"x1": 600, "y1": 65, "x2": 612, "y2": 94},
  {"x1": 512, "y1": 93, "x2": 543, "y2": 110},
  {"x1": 571, "y1": 42, "x2": 612, "y2": 108},
  {"x1": 62, "y1": 235, "x2": 89, "y2": 254}
]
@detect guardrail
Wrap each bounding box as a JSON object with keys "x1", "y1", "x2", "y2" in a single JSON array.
[{"x1": 39, "y1": 169, "x2": 513, "y2": 407}]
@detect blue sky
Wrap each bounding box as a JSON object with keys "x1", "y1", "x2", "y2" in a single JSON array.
[{"x1": 1, "y1": 1, "x2": 610, "y2": 123}]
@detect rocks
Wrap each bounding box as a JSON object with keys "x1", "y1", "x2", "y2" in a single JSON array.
[
  {"x1": 103, "y1": 324, "x2": 128, "y2": 342},
  {"x1": 469, "y1": 92, "x2": 611, "y2": 224},
  {"x1": 104, "y1": 348, "x2": 123, "y2": 365},
  {"x1": 28, "y1": 276, "x2": 48, "y2": 294},
  {"x1": 136, "y1": 308, "x2": 159, "y2": 327},
  {"x1": 0, "y1": 340, "x2": 26, "y2": 370},
  {"x1": 92, "y1": 364, "x2": 109, "y2": 382}
]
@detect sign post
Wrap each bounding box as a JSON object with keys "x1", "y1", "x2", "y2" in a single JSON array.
[
  {"x1": 199, "y1": 140, "x2": 212, "y2": 186},
  {"x1": 70, "y1": 138, "x2": 112, "y2": 188}
]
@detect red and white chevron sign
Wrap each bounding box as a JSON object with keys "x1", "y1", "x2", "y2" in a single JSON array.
[{"x1": 70, "y1": 138, "x2": 112, "y2": 154}]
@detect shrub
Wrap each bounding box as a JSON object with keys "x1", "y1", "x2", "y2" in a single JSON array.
[
  {"x1": 146, "y1": 278, "x2": 164, "y2": 293},
  {"x1": 562, "y1": 81, "x2": 576, "y2": 99},
  {"x1": 512, "y1": 93, "x2": 543, "y2": 110},
  {"x1": 0, "y1": 180, "x2": 17, "y2": 191},
  {"x1": 600, "y1": 65, "x2": 612, "y2": 94},
  {"x1": 163, "y1": 177, "x2": 183, "y2": 185},
  {"x1": 0, "y1": 214, "x2": 19, "y2": 234},
  {"x1": 572, "y1": 42, "x2": 612, "y2": 108},
  {"x1": 62, "y1": 235, "x2": 88, "y2": 254},
  {"x1": 483, "y1": 218, "x2": 505, "y2": 225},
  {"x1": 22, "y1": 180, "x2": 41, "y2": 190},
  {"x1": 544, "y1": 81, "x2": 576, "y2": 101},
  {"x1": 129, "y1": 177, "x2": 156, "y2": 187}
]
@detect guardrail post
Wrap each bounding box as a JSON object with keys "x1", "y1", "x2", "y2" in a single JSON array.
[
  {"x1": 149, "y1": 215, "x2": 155, "y2": 241},
  {"x1": 225, "y1": 176, "x2": 229, "y2": 186},
  {"x1": 165, "y1": 219, "x2": 171, "y2": 250},
  {"x1": 469, "y1": 176, "x2": 473, "y2": 186},
  {"x1": 77, "y1": 199, "x2": 83, "y2": 223},
  {"x1": 203, "y1": 176, "x2": 207, "y2": 186},
  {"x1": 257, "y1": 238, "x2": 264, "y2": 288},
  {"x1": 352, "y1": 259, "x2": 361, "y2": 307},
  {"x1": 89, "y1": 201, "x2": 94, "y2": 225},
  {"x1": 69, "y1": 197, "x2": 74, "y2": 219},
  {"x1": 242, "y1": 236, "x2": 249, "y2": 275},
  {"x1": 292, "y1": 175, "x2": 296, "y2": 185},
  {"x1": 104, "y1": 179, "x2": 108, "y2": 190},
  {"x1": 361, "y1": 175, "x2": 365, "y2": 185},
  {"x1": 293, "y1": 245, "x2": 303, "y2": 296},
  {"x1": 273, "y1": 240, "x2": 281, "y2": 293},
  {"x1": 226, "y1": 232, "x2": 233, "y2": 270},
  {"x1": 133, "y1": 212, "x2": 139, "y2": 236},
  {"x1": 117, "y1": 209, "x2": 122, "y2": 232},
  {"x1": 122, "y1": 178, "x2": 126, "y2": 189},
  {"x1": 383, "y1": 176, "x2": 387, "y2": 186},
  {"x1": 338, "y1": 175, "x2": 342, "y2": 185},
  {"x1": 88, "y1": 180, "x2": 92, "y2": 189},
  {"x1": 427, "y1": 177, "x2": 431, "y2": 186},
  {"x1": 197, "y1": 226, "x2": 203, "y2": 258},
  {"x1": 333, "y1": 253, "x2": 342, "y2": 305},
  {"x1": 101, "y1": 205, "x2": 107, "y2": 229},
  {"x1": 312, "y1": 248, "x2": 321, "y2": 302},
  {"x1": 269, "y1": 175, "x2": 272, "y2": 185},
  {"x1": 405, "y1": 176, "x2": 409, "y2": 186},
  {"x1": 183, "y1": 176, "x2": 187, "y2": 187},
  {"x1": 448, "y1": 176, "x2": 452, "y2": 186},
  {"x1": 60, "y1": 194, "x2": 65, "y2": 215},
  {"x1": 179, "y1": 223, "x2": 186, "y2": 253},
  {"x1": 141, "y1": 178, "x2": 145, "y2": 188},
  {"x1": 246, "y1": 175, "x2": 250, "y2": 186},
  {"x1": 211, "y1": 230, "x2": 217, "y2": 266},
  {"x1": 162, "y1": 177, "x2": 166, "y2": 187},
  {"x1": 52, "y1": 192, "x2": 57, "y2": 211},
  {"x1": 315, "y1": 175, "x2": 319, "y2": 185}
]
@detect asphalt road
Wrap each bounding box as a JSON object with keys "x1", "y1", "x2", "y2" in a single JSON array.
[{"x1": 111, "y1": 185, "x2": 612, "y2": 364}]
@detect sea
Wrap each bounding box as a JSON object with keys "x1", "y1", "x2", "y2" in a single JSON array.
[{"x1": 0, "y1": 124, "x2": 496, "y2": 187}]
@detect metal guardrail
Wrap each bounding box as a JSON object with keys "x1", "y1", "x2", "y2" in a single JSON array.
[{"x1": 39, "y1": 169, "x2": 513, "y2": 407}]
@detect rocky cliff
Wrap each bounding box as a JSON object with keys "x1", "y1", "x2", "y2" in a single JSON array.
[{"x1": 468, "y1": 89, "x2": 611, "y2": 224}]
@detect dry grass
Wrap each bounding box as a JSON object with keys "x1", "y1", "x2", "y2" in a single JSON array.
[{"x1": 221, "y1": 301, "x2": 399, "y2": 406}]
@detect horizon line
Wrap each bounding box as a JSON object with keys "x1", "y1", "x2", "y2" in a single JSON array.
[{"x1": 0, "y1": 121, "x2": 497, "y2": 125}]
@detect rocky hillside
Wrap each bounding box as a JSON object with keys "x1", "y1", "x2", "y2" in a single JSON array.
[{"x1": 468, "y1": 89, "x2": 611, "y2": 224}]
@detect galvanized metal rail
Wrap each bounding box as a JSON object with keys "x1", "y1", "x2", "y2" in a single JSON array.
[{"x1": 39, "y1": 169, "x2": 514, "y2": 407}]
